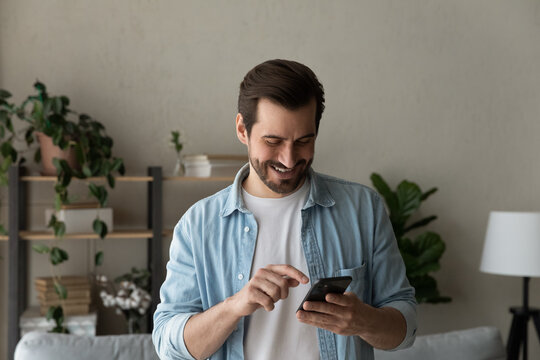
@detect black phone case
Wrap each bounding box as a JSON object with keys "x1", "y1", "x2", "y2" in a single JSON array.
[{"x1": 297, "y1": 276, "x2": 352, "y2": 312}]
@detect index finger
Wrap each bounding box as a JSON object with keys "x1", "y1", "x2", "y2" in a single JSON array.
[{"x1": 266, "y1": 264, "x2": 309, "y2": 284}]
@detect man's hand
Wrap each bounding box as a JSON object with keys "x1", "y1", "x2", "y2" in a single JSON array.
[
  {"x1": 296, "y1": 291, "x2": 407, "y2": 349},
  {"x1": 296, "y1": 291, "x2": 367, "y2": 336},
  {"x1": 228, "y1": 264, "x2": 309, "y2": 317}
]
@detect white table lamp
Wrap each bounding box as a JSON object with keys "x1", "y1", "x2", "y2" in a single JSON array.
[{"x1": 480, "y1": 211, "x2": 540, "y2": 360}]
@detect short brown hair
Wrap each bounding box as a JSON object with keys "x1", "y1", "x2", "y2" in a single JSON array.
[{"x1": 237, "y1": 59, "x2": 325, "y2": 136}]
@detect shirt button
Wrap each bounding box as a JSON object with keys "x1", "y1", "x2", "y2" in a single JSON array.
[
  {"x1": 244, "y1": 226, "x2": 250, "y2": 233},
  {"x1": 237, "y1": 273, "x2": 244, "y2": 280}
]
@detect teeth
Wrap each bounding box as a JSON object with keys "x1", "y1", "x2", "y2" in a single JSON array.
[{"x1": 272, "y1": 165, "x2": 292, "y2": 173}]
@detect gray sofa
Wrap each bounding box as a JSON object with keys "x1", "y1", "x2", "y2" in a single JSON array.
[{"x1": 15, "y1": 326, "x2": 505, "y2": 360}]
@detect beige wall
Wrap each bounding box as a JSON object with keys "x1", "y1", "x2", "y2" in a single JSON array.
[{"x1": 2, "y1": 0, "x2": 540, "y2": 358}]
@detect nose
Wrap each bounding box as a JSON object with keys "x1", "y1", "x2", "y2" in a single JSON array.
[{"x1": 277, "y1": 143, "x2": 296, "y2": 169}]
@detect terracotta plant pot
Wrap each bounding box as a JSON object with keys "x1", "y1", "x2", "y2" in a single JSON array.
[{"x1": 36, "y1": 132, "x2": 79, "y2": 176}]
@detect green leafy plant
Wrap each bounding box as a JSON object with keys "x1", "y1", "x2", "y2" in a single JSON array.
[
  {"x1": 370, "y1": 173, "x2": 451, "y2": 304},
  {"x1": 170, "y1": 130, "x2": 184, "y2": 176},
  {"x1": 32, "y1": 241, "x2": 70, "y2": 333},
  {"x1": 1, "y1": 81, "x2": 126, "y2": 332},
  {"x1": 170, "y1": 130, "x2": 183, "y2": 156}
]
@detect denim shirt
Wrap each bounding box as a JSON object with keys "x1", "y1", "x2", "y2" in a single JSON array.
[{"x1": 153, "y1": 165, "x2": 417, "y2": 360}]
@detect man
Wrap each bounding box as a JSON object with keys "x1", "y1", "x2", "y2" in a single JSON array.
[{"x1": 153, "y1": 59, "x2": 416, "y2": 360}]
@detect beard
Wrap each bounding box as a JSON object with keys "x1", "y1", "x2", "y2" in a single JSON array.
[{"x1": 249, "y1": 156, "x2": 313, "y2": 195}]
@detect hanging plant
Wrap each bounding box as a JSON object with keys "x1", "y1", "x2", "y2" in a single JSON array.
[{"x1": 1, "y1": 81, "x2": 126, "y2": 331}]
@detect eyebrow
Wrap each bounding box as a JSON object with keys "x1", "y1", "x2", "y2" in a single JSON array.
[{"x1": 263, "y1": 133, "x2": 316, "y2": 141}]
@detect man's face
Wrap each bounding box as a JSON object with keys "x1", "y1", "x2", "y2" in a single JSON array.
[{"x1": 236, "y1": 98, "x2": 317, "y2": 198}]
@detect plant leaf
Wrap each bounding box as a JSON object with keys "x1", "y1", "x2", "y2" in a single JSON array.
[
  {"x1": 50, "y1": 247, "x2": 68, "y2": 265},
  {"x1": 95, "y1": 251, "x2": 104, "y2": 266},
  {"x1": 54, "y1": 282, "x2": 67, "y2": 299},
  {"x1": 403, "y1": 215, "x2": 438, "y2": 234},
  {"x1": 32, "y1": 243, "x2": 50, "y2": 254},
  {"x1": 421, "y1": 187, "x2": 438, "y2": 201},
  {"x1": 370, "y1": 173, "x2": 399, "y2": 211},
  {"x1": 93, "y1": 218, "x2": 103, "y2": 237},
  {"x1": 396, "y1": 180, "x2": 422, "y2": 218},
  {"x1": 106, "y1": 174, "x2": 115, "y2": 188},
  {"x1": 415, "y1": 232, "x2": 445, "y2": 266}
]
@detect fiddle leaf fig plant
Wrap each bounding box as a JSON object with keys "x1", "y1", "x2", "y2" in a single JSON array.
[{"x1": 370, "y1": 173, "x2": 451, "y2": 304}]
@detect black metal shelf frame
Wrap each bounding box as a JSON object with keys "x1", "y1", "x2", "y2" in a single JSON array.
[{"x1": 6, "y1": 165, "x2": 164, "y2": 360}]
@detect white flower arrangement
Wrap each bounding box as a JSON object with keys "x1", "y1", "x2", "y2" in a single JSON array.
[
  {"x1": 100, "y1": 280, "x2": 151, "y2": 315},
  {"x1": 96, "y1": 268, "x2": 151, "y2": 333}
]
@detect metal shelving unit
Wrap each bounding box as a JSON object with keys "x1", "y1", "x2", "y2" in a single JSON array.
[{"x1": 5, "y1": 165, "x2": 233, "y2": 360}]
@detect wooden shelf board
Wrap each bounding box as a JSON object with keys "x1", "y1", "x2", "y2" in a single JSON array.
[
  {"x1": 2, "y1": 229, "x2": 174, "y2": 241},
  {"x1": 20, "y1": 229, "x2": 158, "y2": 241},
  {"x1": 21, "y1": 176, "x2": 153, "y2": 182},
  {"x1": 20, "y1": 175, "x2": 235, "y2": 183},
  {"x1": 163, "y1": 176, "x2": 234, "y2": 182}
]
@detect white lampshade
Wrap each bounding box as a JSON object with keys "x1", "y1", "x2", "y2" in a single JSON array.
[{"x1": 480, "y1": 211, "x2": 540, "y2": 277}]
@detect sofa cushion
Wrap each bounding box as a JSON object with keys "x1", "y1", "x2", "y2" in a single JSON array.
[
  {"x1": 14, "y1": 332, "x2": 159, "y2": 360},
  {"x1": 374, "y1": 326, "x2": 505, "y2": 360}
]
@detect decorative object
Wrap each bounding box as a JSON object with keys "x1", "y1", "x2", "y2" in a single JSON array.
[
  {"x1": 480, "y1": 211, "x2": 540, "y2": 360},
  {"x1": 97, "y1": 267, "x2": 151, "y2": 334},
  {"x1": 370, "y1": 173, "x2": 451, "y2": 304},
  {"x1": 170, "y1": 130, "x2": 184, "y2": 176},
  {"x1": 183, "y1": 154, "x2": 247, "y2": 177}
]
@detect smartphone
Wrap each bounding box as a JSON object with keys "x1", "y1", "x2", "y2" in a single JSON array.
[{"x1": 297, "y1": 276, "x2": 352, "y2": 312}]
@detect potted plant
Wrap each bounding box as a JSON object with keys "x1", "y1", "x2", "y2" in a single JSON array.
[
  {"x1": 1, "y1": 81, "x2": 126, "y2": 332},
  {"x1": 370, "y1": 173, "x2": 451, "y2": 304}
]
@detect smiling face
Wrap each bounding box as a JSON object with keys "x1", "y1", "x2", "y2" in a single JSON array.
[{"x1": 236, "y1": 97, "x2": 317, "y2": 198}]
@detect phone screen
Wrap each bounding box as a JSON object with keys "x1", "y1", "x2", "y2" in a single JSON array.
[{"x1": 297, "y1": 276, "x2": 352, "y2": 312}]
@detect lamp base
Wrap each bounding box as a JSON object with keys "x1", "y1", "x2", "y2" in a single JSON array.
[{"x1": 507, "y1": 307, "x2": 540, "y2": 360}]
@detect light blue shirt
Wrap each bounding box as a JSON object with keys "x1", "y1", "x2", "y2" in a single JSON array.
[{"x1": 153, "y1": 165, "x2": 417, "y2": 360}]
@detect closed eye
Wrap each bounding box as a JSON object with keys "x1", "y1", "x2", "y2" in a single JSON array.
[{"x1": 265, "y1": 139, "x2": 282, "y2": 146}]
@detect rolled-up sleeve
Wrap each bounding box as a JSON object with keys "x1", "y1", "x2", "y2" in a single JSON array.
[
  {"x1": 371, "y1": 195, "x2": 417, "y2": 351},
  {"x1": 152, "y1": 219, "x2": 202, "y2": 360}
]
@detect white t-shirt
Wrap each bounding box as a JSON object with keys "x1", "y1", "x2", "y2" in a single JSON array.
[{"x1": 242, "y1": 180, "x2": 319, "y2": 360}]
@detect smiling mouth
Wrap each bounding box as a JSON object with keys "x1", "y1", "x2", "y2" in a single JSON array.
[{"x1": 271, "y1": 165, "x2": 294, "y2": 173}]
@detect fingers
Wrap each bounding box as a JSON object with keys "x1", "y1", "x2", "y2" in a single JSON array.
[
  {"x1": 265, "y1": 264, "x2": 309, "y2": 284},
  {"x1": 252, "y1": 268, "x2": 293, "y2": 300},
  {"x1": 296, "y1": 310, "x2": 342, "y2": 333},
  {"x1": 302, "y1": 300, "x2": 342, "y2": 315},
  {"x1": 325, "y1": 292, "x2": 354, "y2": 306},
  {"x1": 236, "y1": 265, "x2": 309, "y2": 315}
]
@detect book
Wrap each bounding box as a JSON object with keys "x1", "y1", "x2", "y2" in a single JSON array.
[
  {"x1": 38, "y1": 297, "x2": 91, "y2": 307},
  {"x1": 39, "y1": 304, "x2": 90, "y2": 316},
  {"x1": 34, "y1": 276, "x2": 90, "y2": 288},
  {"x1": 35, "y1": 284, "x2": 91, "y2": 293},
  {"x1": 38, "y1": 289, "x2": 91, "y2": 301}
]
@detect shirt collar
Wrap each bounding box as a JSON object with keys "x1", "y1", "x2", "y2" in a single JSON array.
[{"x1": 220, "y1": 163, "x2": 335, "y2": 217}]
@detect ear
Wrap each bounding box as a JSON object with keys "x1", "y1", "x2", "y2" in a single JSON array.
[{"x1": 236, "y1": 113, "x2": 248, "y2": 145}]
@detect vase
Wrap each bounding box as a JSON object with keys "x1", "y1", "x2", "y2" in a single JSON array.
[
  {"x1": 126, "y1": 316, "x2": 142, "y2": 334},
  {"x1": 172, "y1": 155, "x2": 184, "y2": 176}
]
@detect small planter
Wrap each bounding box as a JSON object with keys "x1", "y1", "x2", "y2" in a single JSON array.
[{"x1": 36, "y1": 132, "x2": 79, "y2": 176}]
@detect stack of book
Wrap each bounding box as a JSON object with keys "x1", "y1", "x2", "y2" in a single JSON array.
[
  {"x1": 183, "y1": 154, "x2": 247, "y2": 177},
  {"x1": 35, "y1": 276, "x2": 92, "y2": 316}
]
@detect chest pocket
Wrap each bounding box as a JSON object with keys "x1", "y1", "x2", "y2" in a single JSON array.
[{"x1": 334, "y1": 262, "x2": 367, "y2": 301}]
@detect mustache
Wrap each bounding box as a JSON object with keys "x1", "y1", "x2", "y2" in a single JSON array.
[{"x1": 265, "y1": 159, "x2": 306, "y2": 169}]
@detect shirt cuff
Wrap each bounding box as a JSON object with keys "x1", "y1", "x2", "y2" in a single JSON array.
[
  {"x1": 382, "y1": 300, "x2": 417, "y2": 351},
  {"x1": 162, "y1": 312, "x2": 198, "y2": 360}
]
